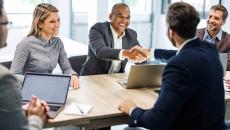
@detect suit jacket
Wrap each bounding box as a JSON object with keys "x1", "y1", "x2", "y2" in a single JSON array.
[
  {"x1": 80, "y1": 21, "x2": 139, "y2": 75},
  {"x1": 129, "y1": 38, "x2": 225, "y2": 130},
  {"x1": 0, "y1": 65, "x2": 43, "y2": 130},
  {"x1": 196, "y1": 28, "x2": 230, "y2": 70},
  {"x1": 155, "y1": 28, "x2": 230, "y2": 70}
]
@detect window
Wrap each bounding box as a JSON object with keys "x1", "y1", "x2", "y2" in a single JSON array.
[
  {"x1": 109, "y1": 0, "x2": 151, "y2": 14},
  {"x1": 161, "y1": 0, "x2": 220, "y2": 18},
  {"x1": 5, "y1": 0, "x2": 44, "y2": 13}
]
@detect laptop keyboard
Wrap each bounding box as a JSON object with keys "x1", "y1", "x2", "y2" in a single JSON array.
[{"x1": 49, "y1": 105, "x2": 61, "y2": 111}]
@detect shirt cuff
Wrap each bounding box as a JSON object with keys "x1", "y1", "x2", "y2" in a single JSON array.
[
  {"x1": 150, "y1": 49, "x2": 155, "y2": 61},
  {"x1": 129, "y1": 107, "x2": 136, "y2": 116},
  {"x1": 28, "y1": 115, "x2": 44, "y2": 129},
  {"x1": 119, "y1": 49, "x2": 125, "y2": 60}
]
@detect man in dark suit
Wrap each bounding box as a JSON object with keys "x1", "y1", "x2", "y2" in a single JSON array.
[
  {"x1": 118, "y1": 2, "x2": 225, "y2": 130},
  {"x1": 134, "y1": 4, "x2": 230, "y2": 70},
  {"x1": 80, "y1": 3, "x2": 146, "y2": 76}
]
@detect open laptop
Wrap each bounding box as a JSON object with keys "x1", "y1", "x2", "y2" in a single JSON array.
[
  {"x1": 219, "y1": 53, "x2": 228, "y2": 76},
  {"x1": 21, "y1": 73, "x2": 71, "y2": 119},
  {"x1": 118, "y1": 64, "x2": 165, "y2": 89}
]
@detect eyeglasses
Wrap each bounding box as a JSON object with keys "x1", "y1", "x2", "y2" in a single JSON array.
[{"x1": 0, "y1": 21, "x2": 12, "y2": 29}]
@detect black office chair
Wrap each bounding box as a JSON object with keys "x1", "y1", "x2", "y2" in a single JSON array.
[
  {"x1": 68, "y1": 55, "x2": 87, "y2": 74},
  {"x1": 0, "y1": 61, "x2": 12, "y2": 69}
]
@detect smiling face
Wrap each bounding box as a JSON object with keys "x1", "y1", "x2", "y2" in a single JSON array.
[
  {"x1": 109, "y1": 5, "x2": 130, "y2": 36},
  {"x1": 39, "y1": 12, "x2": 60, "y2": 39},
  {"x1": 207, "y1": 9, "x2": 225, "y2": 33}
]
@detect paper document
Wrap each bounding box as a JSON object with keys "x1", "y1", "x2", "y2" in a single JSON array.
[{"x1": 64, "y1": 103, "x2": 94, "y2": 115}]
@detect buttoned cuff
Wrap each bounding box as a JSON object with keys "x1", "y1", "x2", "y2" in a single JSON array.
[
  {"x1": 129, "y1": 107, "x2": 136, "y2": 116},
  {"x1": 150, "y1": 49, "x2": 155, "y2": 61},
  {"x1": 119, "y1": 49, "x2": 125, "y2": 60}
]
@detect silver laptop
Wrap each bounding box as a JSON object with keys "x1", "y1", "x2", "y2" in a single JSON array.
[
  {"x1": 219, "y1": 53, "x2": 228, "y2": 76},
  {"x1": 118, "y1": 64, "x2": 165, "y2": 89},
  {"x1": 21, "y1": 73, "x2": 71, "y2": 119}
]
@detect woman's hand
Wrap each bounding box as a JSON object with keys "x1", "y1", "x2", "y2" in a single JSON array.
[{"x1": 71, "y1": 74, "x2": 80, "y2": 89}]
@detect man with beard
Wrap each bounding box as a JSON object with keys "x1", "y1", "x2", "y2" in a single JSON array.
[
  {"x1": 132, "y1": 4, "x2": 230, "y2": 70},
  {"x1": 118, "y1": 2, "x2": 225, "y2": 130},
  {"x1": 197, "y1": 5, "x2": 230, "y2": 69}
]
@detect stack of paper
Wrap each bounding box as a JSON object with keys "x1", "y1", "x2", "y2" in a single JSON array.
[{"x1": 64, "y1": 103, "x2": 94, "y2": 116}]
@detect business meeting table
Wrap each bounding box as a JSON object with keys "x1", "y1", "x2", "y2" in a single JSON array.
[{"x1": 44, "y1": 72, "x2": 230, "y2": 129}]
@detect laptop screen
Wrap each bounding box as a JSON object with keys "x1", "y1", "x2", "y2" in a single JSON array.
[{"x1": 21, "y1": 73, "x2": 70, "y2": 104}]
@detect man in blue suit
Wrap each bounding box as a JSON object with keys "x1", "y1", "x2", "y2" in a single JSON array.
[
  {"x1": 119, "y1": 2, "x2": 225, "y2": 130},
  {"x1": 80, "y1": 3, "x2": 146, "y2": 76}
]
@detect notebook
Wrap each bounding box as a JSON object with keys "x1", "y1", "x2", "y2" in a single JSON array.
[
  {"x1": 21, "y1": 73, "x2": 71, "y2": 119},
  {"x1": 118, "y1": 64, "x2": 165, "y2": 89}
]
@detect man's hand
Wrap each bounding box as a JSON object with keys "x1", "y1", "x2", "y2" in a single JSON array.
[
  {"x1": 27, "y1": 96, "x2": 49, "y2": 122},
  {"x1": 118, "y1": 98, "x2": 136, "y2": 115},
  {"x1": 130, "y1": 45, "x2": 151, "y2": 59},
  {"x1": 123, "y1": 48, "x2": 147, "y2": 63},
  {"x1": 71, "y1": 74, "x2": 80, "y2": 89}
]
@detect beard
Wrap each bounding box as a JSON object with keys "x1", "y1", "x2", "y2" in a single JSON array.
[
  {"x1": 169, "y1": 37, "x2": 176, "y2": 47},
  {"x1": 167, "y1": 28, "x2": 177, "y2": 47}
]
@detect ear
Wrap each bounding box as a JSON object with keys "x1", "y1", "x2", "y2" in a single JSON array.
[
  {"x1": 109, "y1": 13, "x2": 113, "y2": 21},
  {"x1": 222, "y1": 19, "x2": 226, "y2": 25},
  {"x1": 38, "y1": 21, "x2": 42, "y2": 29},
  {"x1": 169, "y1": 28, "x2": 175, "y2": 37}
]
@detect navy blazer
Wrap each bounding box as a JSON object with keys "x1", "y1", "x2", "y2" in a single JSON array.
[
  {"x1": 80, "y1": 21, "x2": 140, "y2": 75},
  {"x1": 129, "y1": 38, "x2": 225, "y2": 130},
  {"x1": 155, "y1": 28, "x2": 230, "y2": 70}
]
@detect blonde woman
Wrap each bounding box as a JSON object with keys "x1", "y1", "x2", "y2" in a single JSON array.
[{"x1": 10, "y1": 3, "x2": 79, "y2": 89}]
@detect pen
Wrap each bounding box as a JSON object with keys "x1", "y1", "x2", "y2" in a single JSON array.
[{"x1": 76, "y1": 104, "x2": 84, "y2": 114}]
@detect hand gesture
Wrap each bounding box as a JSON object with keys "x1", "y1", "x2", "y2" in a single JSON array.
[
  {"x1": 123, "y1": 48, "x2": 147, "y2": 63},
  {"x1": 27, "y1": 96, "x2": 49, "y2": 122}
]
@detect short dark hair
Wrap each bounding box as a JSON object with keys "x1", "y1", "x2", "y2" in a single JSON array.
[
  {"x1": 111, "y1": 3, "x2": 129, "y2": 14},
  {"x1": 166, "y1": 2, "x2": 200, "y2": 39},
  {"x1": 0, "y1": 0, "x2": 3, "y2": 16},
  {"x1": 211, "y1": 4, "x2": 228, "y2": 20}
]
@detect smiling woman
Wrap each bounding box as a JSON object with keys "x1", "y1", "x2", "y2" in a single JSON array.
[{"x1": 10, "y1": 3, "x2": 80, "y2": 89}]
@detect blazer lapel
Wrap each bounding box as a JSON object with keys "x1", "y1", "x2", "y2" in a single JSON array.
[
  {"x1": 108, "y1": 24, "x2": 114, "y2": 48},
  {"x1": 122, "y1": 36, "x2": 128, "y2": 49}
]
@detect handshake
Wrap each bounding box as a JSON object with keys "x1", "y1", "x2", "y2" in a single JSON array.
[{"x1": 122, "y1": 45, "x2": 150, "y2": 63}]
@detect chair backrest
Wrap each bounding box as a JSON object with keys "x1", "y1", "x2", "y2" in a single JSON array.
[
  {"x1": 68, "y1": 55, "x2": 87, "y2": 74},
  {"x1": 0, "y1": 61, "x2": 12, "y2": 69}
]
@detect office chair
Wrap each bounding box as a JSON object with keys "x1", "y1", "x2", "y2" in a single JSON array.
[
  {"x1": 0, "y1": 61, "x2": 12, "y2": 69},
  {"x1": 68, "y1": 55, "x2": 87, "y2": 74}
]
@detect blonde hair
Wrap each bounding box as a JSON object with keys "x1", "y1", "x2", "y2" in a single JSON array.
[{"x1": 27, "y1": 3, "x2": 58, "y2": 37}]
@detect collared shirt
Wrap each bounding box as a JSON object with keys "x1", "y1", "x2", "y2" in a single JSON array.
[
  {"x1": 108, "y1": 24, "x2": 125, "y2": 74},
  {"x1": 10, "y1": 36, "x2": 75, "y2": 75},
  {"x1": 203, "y1": 29, "x2": 222, "y2": 44},
  {"x1": 176, "y1": 36, "x2": 197, "y2": 55}
]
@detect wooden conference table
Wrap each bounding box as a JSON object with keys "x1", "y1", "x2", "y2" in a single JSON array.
[
  {"x1": 44, "y1": 73, "x2": 158, "y2": 129},
  {"x1": 44, "y1": 72, "x2": 230, "y2": 129}
]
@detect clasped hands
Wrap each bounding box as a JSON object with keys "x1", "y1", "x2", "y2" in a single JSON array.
[
  {"x1": 23, "y1": 96, "x2": 49, "y2": 122},
  {"x1": 122, "y1": 45, "x2": 150, "y2": 63}
]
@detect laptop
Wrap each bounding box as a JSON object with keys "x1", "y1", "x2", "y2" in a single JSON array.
[
  {"x1": 219, "y1": 53, "x2": 228, "y2": 76},
  {"x1": 118, "y1": 64, "x2": 165, "y2": 89},
  {"x1": 21, "y1": 73, "x2": 71, "y2": 119}
]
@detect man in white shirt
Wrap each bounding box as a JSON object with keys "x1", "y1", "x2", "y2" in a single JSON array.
[{"x1": 80, "y1": 3, "x2": 146, "y2": 76}]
